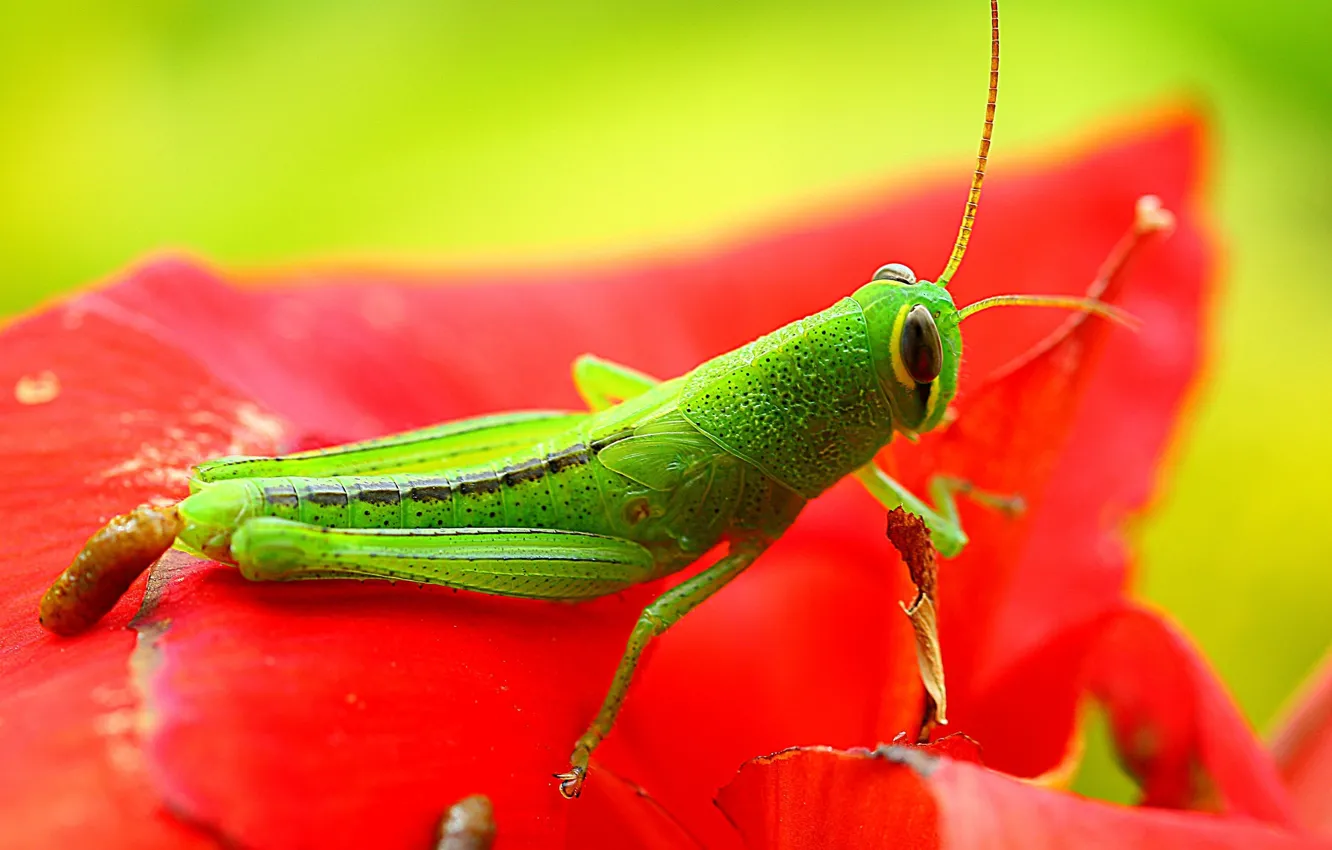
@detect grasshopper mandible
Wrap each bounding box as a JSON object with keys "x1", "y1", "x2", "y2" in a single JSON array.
[{"x1": 39, "y1": 0, "x2": 1172, "y2": 798}]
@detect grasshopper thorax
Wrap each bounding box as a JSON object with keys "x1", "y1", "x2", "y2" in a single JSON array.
[{"x1": 852, "y1": 270, "x2": 962, "y2": 437}]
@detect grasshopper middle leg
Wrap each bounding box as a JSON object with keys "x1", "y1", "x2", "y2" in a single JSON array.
[{"x1": 555, "y1": 537, "x2": 768, "y2": 798}]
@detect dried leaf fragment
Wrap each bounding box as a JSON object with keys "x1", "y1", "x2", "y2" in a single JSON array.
[{"x1": 886, "y1": 507, "x2": 947, "y2": 727}]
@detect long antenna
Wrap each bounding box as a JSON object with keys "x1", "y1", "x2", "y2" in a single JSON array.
[
  {"x1": 937, "y1": 0, "x2": 999, "y2": 287},
  {"x1": 956, "y1": 294, "x2": 1137, "y2": 328}
]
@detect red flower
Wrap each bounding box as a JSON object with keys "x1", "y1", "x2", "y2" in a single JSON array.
[
  {"x1": 2, "y1": 112, "x2": 1315, "y2": 848},
  {"x1": 1272, "y1": 649, "x2": 1332, "y2": 839}
]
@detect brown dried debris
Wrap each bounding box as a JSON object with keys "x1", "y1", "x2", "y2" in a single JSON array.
[
  {"x1": 437, "y1": 794, "x2": 497, "y2": 850},
  {"x1": 886, "y1": 507, "x2": 947, "y2": 728},
  {"x1": 39, "y1": 503, "x2": 182, "y2": 636}
]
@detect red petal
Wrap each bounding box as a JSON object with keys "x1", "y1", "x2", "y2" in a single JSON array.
[
  {"x1": 0, "y1": 637, "x2": 215, "y2": 850},
  {"x1": 1086, "y1": 606, "x2": 1296, "y2": 824},
  {"x1": 717, "y1": 747, "x2": 940, "y2": 849},
  {"x1": 912, "y1": 733, "x2": 986, "y2": 766},
  {"x1": 717, "y1": 748, "x2": 1328, "y2": 850},
  {"x1": 565, "y1": 766, "x2": 702, "y2": 848},
  {"x1": 1272, "y1": 649, "x2": 1332, "y2": 837}
]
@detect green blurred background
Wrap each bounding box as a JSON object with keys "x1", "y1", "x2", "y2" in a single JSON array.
[{"x1": 3, "y1": 0, "x2": 1329, "y2": 801}]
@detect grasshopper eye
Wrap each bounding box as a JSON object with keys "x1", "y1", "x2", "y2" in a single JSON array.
[
  {"x1": 872, "y1": 263, "x2": 917, "y2": 284},
  {"x1": 900, "y1": 304, "x2": 942, "y2": 384}
]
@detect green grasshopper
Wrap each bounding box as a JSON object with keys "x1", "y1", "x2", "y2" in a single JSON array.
[{"x1": 39, "y1": 0, "x2": 1169, "y2": 798}]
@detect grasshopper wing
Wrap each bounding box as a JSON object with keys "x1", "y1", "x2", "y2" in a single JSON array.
[{"x1": 596, "y1": 413, "x2": 729, "y2": 492}]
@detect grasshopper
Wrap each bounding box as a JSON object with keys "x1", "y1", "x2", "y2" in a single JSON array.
[{"x1": 39, "y1": 0, "x2": 1171, "y2": 798}]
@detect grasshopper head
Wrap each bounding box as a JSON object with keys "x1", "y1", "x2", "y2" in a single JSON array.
[{"x1": 852, "y1": 263, "x2": 962, "y2": 436}]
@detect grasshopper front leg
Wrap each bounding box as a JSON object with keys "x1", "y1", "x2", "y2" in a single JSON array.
[{"x1": 854, "y1": 464, "x2": 1022, "y2": 559}]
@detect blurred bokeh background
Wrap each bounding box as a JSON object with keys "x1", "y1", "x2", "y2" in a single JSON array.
[{"x1": 2, "y1": 0, "x2": 1329, "y2": 801}]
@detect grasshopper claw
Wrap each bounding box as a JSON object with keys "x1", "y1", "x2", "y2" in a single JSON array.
[
  {"x1": 555, "y1": 766, "x2": 586, "y2": 799},
  {"x1": 996, "y1": 493, "x2": 1025, "y2": 517}
]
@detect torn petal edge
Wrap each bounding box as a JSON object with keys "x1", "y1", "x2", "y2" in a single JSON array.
[{"x1": 717, "y1": 747, "x2": 1328, "y2": 850}]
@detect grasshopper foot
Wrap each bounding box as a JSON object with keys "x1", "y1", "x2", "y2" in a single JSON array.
[
  {"x1": 557, "y1": 737, "x2": 597, "y2": 798},
  {"x1": 940, "y1": 476, "x2": 1025, "y2": 518},
  {"x1": 554, "y1": 766, "x2": 586, "y2": 799},
  {"x1": 987, "y1": 492, "x2": 1026, "y2": 517}
]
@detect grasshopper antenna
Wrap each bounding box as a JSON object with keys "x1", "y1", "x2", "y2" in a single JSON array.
[
  {"x1": 957, "y1": 196, "x2": 1176, "y2": 327},
  {"x1": 936, "y1": 0, "x2": 999, "y2": 288},
  {"x1": 955, "y1": 194, "x2": 1175, "y2": 388}
]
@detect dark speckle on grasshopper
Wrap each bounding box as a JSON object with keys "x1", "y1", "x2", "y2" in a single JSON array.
[{"x1": 40, "y1": 0, "x2": 1172, "y2": 800}]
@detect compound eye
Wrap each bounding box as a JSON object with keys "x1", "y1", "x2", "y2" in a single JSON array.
[
  {"x1": 872, "y1": 263, "x2": 917, "y2": 284},
  {"x1": 900, "y1": 304, "x2": 942, "y2": 384}
]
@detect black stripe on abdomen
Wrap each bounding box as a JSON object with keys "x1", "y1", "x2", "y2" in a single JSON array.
[
  {"x1": 402, "y1": 476, "x2": 455, "y2": 528},
  {"x1": 547, "y1": 443, "x2": 590, "y2": 473},
  {"x1": 297, "y1": 478, "x2": 350, "y2": 526},
  {"x1": 345, "y1": 477, "x2": 404, "y2": 528}
]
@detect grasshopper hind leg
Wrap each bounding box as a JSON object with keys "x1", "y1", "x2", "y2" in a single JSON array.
[{"x1": 229, "y1": 517, "x2": 658, "y2": 600}]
